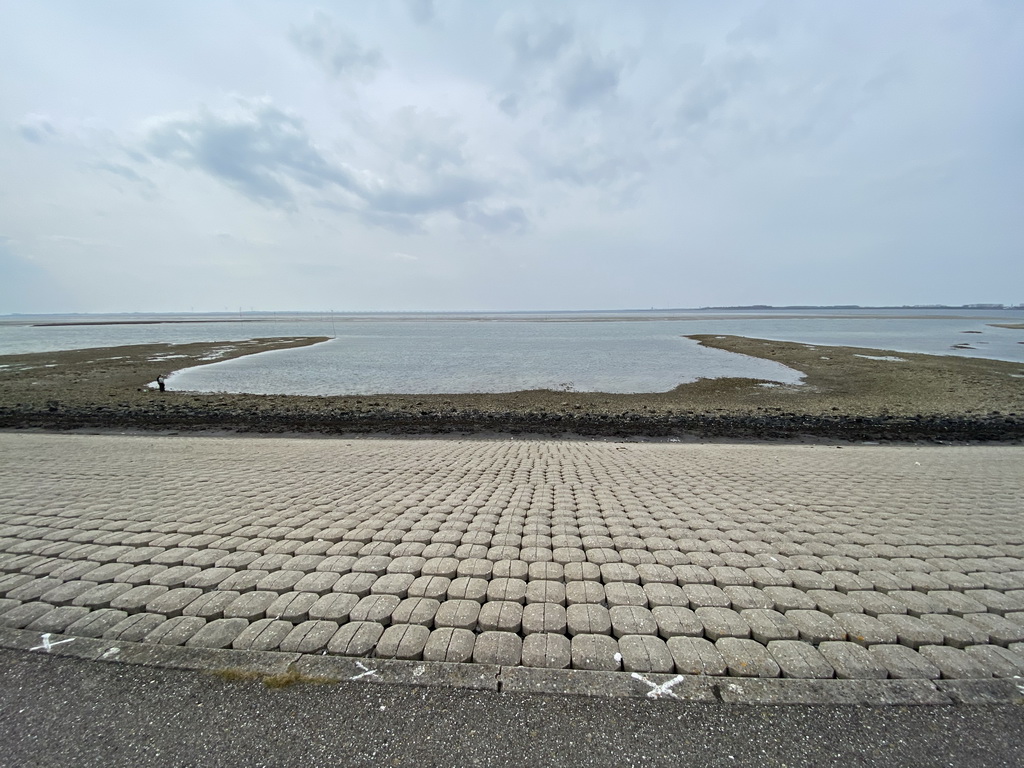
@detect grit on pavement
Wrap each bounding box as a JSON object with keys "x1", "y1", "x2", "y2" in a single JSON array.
[{"x1": 1, "y1": 433, "x2": 1024, "y2": 686}]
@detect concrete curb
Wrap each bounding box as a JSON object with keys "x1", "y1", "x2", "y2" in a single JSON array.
[{"x1": 4, "y1": 627, "x2": 1023, "y2": 705}]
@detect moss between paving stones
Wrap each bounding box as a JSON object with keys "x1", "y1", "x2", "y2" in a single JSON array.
[{"x1": 1, "y1": 334, "x2": 1022, "y2": 441}]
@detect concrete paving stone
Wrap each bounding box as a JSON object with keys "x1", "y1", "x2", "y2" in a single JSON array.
[
  {"x1": 27, "y1": 605, "x2": 92, "y2": 633},
  {"x1": 767, "y1": 640, "x2": 834, "y2": 679},
  {"x1": 39, "y1": 580, "x2": 99, "y2": 607},
  {"x1": 266, "y1": 591, "x2": 319, "y2": 622},
  {"x1": 0, "y1": 574, "x2": 39, "y2": 596},
  {"x1": 695, "y1": 607, "x2": 751, "y2": 641},
  {"x1": 869, "y1": 643, "x2": 940, "y2": 679},
  {"x1": 618, "y1": 634, "x2": 674, "y2": 673},
  {"x1": 552, "y1": 547, "x2": 587, "y2": 564},
  {"x1": 85, "y1": 545, "x2": 135, "y2": 564},
  {"x1": 919, "y1": 613, "x2": 989, "y2": 649},
  {"x1": 491, "y1": 560, "x2": 529, "y2": 580},
  {"x1": 818, "y1": 640, "x2": 888, "y2": 679},
  {"x1": 446, "y1": 577, "x2": 489, "y2": 603},
  {"x1": 327, "y1": 620, "x2": 385, "y2": 657},
  {"x1": 422, "y1": 557, "x2": 460, "y2": 578},
  {"x1": 308, "y1": 593, "x2": 360, "y2": 622},
  {"x1": 570, "y1": 633, "x2": 621, "y2": 671},
  {"x1": 563, "y1": 562, "x2": 601, "y2": 582},
  {"x1": 65, "y1": 607, "x2": 129, "y2": 638},
  {"x1": 717, "y1": 637, "x2": 781, "y2": 678},
  {"x1": 71, "y1": 582, "x2": 133, "y2": 609},
  {"x1": 422, "y1": 627, "x2": 476, "y2": 663},
  {"x1": 761, "y1": 586, "x2": 816, "y2": 612},
  {"x1": 709, "y1": 566, "x2": 753, "y2": 587},
  {"x1": 315, "y1": 555, "x2": 357, "y2": 574},
  {"x1": 368, "y1": 573, "x2": 415, "y2": 598},
  {"x1": 391, "y1": 597, "x2": 440, "y2": 627},
  {"x1": 860, "y1": 571, "x2": 914, "y2": 593},
  {"x1": 671, "y1": 565, "x2": 714, "y2": 585},
  {"x1": 350, "y1": 594, "x2": 401, "y2": 625},
  {"x1": 230, "y1": 618, "x2": 294, "y2": 651},
  {"x1": 787, "y1": 570, "x2": 835, "y2": 591},
  {"x1": 527, "y1": 562, "x2": 563, "y2": 581},
  {"x1": 181, "y1": 549, "x2": 229, "y2": 568},
  {"x1": 8, "y1": 577, "x2": 65, "y2": 602},
  {"x1": 609, "y1": 605, "x2": 658, "y2": 637},
  {"x1": 643, "y1": 582, "x2": 688, "y2": 608},
  {"x1": 279, "y1": 620, "x2": 340, "y2": 653},
  {"x1": 486, "y1": 577, "x2": 527, "y2": 604},
  {"x1": 281, "y1": 554, "x2": 326, "y2": 573},
  {"x1": 110, "y1": 584, "x2": 171, "y2": 614},
  {"x1": 897, "y1": 571, "x2": 949, "y2": 592},
  {"x1": 0, "y1": 602, "x2": 56, "y2": 628},
  {"x1": 964, "y1": 645, "x2": 1024, "y2": 678},
  {"x1": 456, "y1": 558, "x2": 492, "y2": 579},
  {"x1": 565, "y1": 581, "x2": 605, "y2": 605},
  {"x1": 805, "y1": 589, "x2": 862, "y2": 616},
  {"x1": 962, "y1": 613, "x2": 1024, "y2": 646},
  {"x1": 473, "y1": 630, "x2": 523, "y2": 665},
  {"x1": 846, "y1": 590, "x2": 907, "y2": 618},
  {"x1": 331, "y1": 572, "x2": 378, "y2": 598},
  {"x1": 566, "y1": 603, "x2": 612, "y2": 636},
  {"x1": 918, "y1": 645, "x2": 992, "y2": 679},
  {"x1": 927, "y1": 590, "x2": 988, "y2": 616},
  {"x1": 785, "y1": 610, "x2": 846, "y2": 644},
  {"x1": 722, "y1": 586, "x2": 774, "y2": 611},
  {"x1": 0, "y1": 597, "x2": 21, "y2": 616},
  {"x1": 598, "y1": 562, "x2": 640, "y2": 584},
  {"x1": 254, "y1": 569, "x2": 304, "y2": 594},
  {"x1": 878, "y1": 613, "x2": 946, "y2": 649},
  {"x1": 682, "y1": 584, "x2": 731, "y2": 609},
  {"x1": 214, "y1": 551, "x2": 260, "y2": 569},
  {"x1": 931, "y1": 571, "x2": 986, "y2": 590},
  {"x1": 223, "y1": 590, "x2": 279, "y2": 620},
  {"x1": 102, "y1": 612, "x2": 167, "y2": 643},
  {"x1": 719, "y1": 553, "x2": 761, "y2": 569},
  {"x1": 478, "y1": 601, "x2": 524, "y2": 632},
  {"x1": 109, "y1": 564, "x2": 165, "y2": 587},
  {"x1": 688, "y1": 552, "x2": 725, "y2": 568},
  {"x1": 833, "y1": 612, "x2": 898, "y2": 646},
  {"x1": 151, "y1": 548, "x2": 198, "y2": 566},
  {"x1": 525, "y1": 580, "x2": 566, "y2": 606},
  {"x1": 186, "y1": 617, "x2": 250, "y2": 649},
  {"x1": 406, "y1": 575, "x2": 451, "y2": 601},
  {"x1": 433, "y1": 598, "x2": 481, "y2": 630},
  {"x1": 521, "y1": 603, "x2": 567, "y2": 635},
  {"x1": 182, "y1": 590, "x2": 241, "y2": 620},
  {"x1": 741, "y1": 609, "x2": 799, "y2": 643},
  {"x1": 246, "y1": 554, "x2": 292, "y2": 571},
  {"x1": 970, "y1": 572, "x2": 1023, "y2": 590},
  {"x1": 969, "y1": 589, "x2": 1024, "y2": 615},
  {"x1": 117, "y1": 546, "x2": 170, "y2": 566},
  {"x1": 604, "y1": 582, "x2": 648, "y2": 607},
  {"x1": 890, "y1": 590, "x2": 946, "y2": 617},
  {"x1": 635, "y1": 564, "x2": 676, "y2": 585},
  {"x1": 521, "y1": 632, "x2": 571, "y2": 669},
  {"x1": 650, "y1": 605, "x2": 703, "y2": 638},
  {"x1": 182, "y1": 568, "x2": 234, "y2": 589},
  {"x1": 216, "y1": 570, "x2": 269, "y2": 593},
  {"x1": 666, "y1": 636, "x2": 726, "y2": 675},
  {"x1": 374, "y1": 623, "x2": 431, "y2": 660},
  {"x1": 351, "y1": 555, "x2": 390, "y2": 576}
]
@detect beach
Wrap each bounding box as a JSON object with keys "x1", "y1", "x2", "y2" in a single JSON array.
[{"x1": 0, "y1": 334, "x2": 1021, "y2": 440}]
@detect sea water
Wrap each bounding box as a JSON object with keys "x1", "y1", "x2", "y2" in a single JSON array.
[{"x1": 2, "y1": 309, "x2": 1022, "y2": 395}]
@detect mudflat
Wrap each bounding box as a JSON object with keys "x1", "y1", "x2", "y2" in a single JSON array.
[{"x1": 0, "y1": 334, "x2": 1021, "y2": 440}]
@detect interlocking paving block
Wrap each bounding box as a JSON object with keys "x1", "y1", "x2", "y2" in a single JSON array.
[
  {"x1": 0, "y1": 602, "x2": 56, "y2": 629},
  {"x1": 650, "y1": 605, "x2": 703, "y2": 638},
  {"x1": 102, "y1": 612, "x2": 167, "y2": 643},
  {"x1": 694, "y1": 607, "x2": 750, "y2": 641},
  {"x1": 266, "y1": 591, "x2": 319, "y2": 622},
  {"x1": 327, "y1": 621, "x2": 384, "y2": 656},
  {"x1": 27, "y1": 605, "x2": 92, "y2": 633},
  {"x1": 806, "y1": 589, "x2": 862, "y2": 616},
  {"x1": 722, "y1": 586, "x2": 774, "y2": 611},
  {"x1": 110, "y1": 584, "x2": 171, "y2": 614},
  {"x1": 642, "y1": 583, "x2": 688, "y2": 608},
  {"x1": 486, "y1": 578, "x2": 527, "y2": 604},
  {"x1": 918, "y1": 645, "x2": 993, "y2": 679},
  {"x1": 932, "y1": 571, "x2": 985, "y2": 591},
  {"x1": 525, "y1": 580, "x2": 566, "y2": 606},
  {"x1": 618, "y1": 634, "x2": 674, "y2": 673},
  {"x1": 768, "y1": 640, "x2": 835, "y2": 679},
  {"x1": 315, "y1": 555, "x2": 357, "y2": 574},
  {"x1": 422, "y1": 557, "x2": 460, "y2": 578},
  {"x1": 374, "y1": 623, "x2": 430, "y2": 660},
  {"x1": 183, "y1": 568, "x2": 234, "y2": 589},
  {"x1": 747, "y1": 567, "x2": 791, "y2": 588},
  {"x1": 762, "y1": 586, "x2": 816, "y2": 612},
  {"x1": 352, "y1": 555, "x2": 391, "y2": 576},
  {"x1": 571, "y1": 633, "x2": 621, "y2": 671},
  {"x1": 566, "y1": 604, "x2": 612, "y2": 636},
  {"x1": 860, "y1": 571, "x2": 914, "y2": 594},
  {"x1": 869, "y1": 643, "x2": 941, "y2": 679},
  {"x1": 636, "y1": 564, "x2": 676, "y2": 585},
  {"x1": 283, "y1": 554, "x2": 326, "y2": 573},
  {"x1": 0, "y1": 574, "x2": 36, "y2": 596},
  {"x1": 522, "y1": 603, "x2": 567, "y2": 635},
  {"x1": 818, "y1": 641, "x2": 888, "y2": 679},
  {"x1": 671, "y1": 565, "x2": 714, "y2": 585},
  {"x1": 709, "y1": 566, "x2": 752, "y2": 587},
  {"x1": 72, "y1": 582, "x2": 133, "y2": 609},
  {"x1": 217, "y1": 570, "x2": 269, "y2": 593},
  {"x1": 928, "y1": 590, "x2": 988, "y2": 617},
  {"x1": 289, "y1": 571, "x2": 339, "y2": 595},
  {"x1": 564, "y1": 563, "x2": 601, "y2": 582},
  {"x1": 350, "y1": 594, "x2": 401, "y2": 625},
  {"x1": 39, "y1": 580, "x2": 99, "y2": 607},
  {"x1": 898, "y1": 571, "x2": 949, "y2": 592},
  {"x1": 521, "y1": 632, "x2": 572, "y2": 669},
  {"x1": 223, "y1": 590, "x2": 278, "y2": 621},
  {"x1": 8, "y1": 578, "x2": 65, "y2": 601},
  {"x1": 964, "y1": 645, "x2": 1024, "y2": 678},
  {"x1": 833, "y1": 612, "x2": 898, "y2": 646},
  {"x1": 741, "y1": 608, "x2": 799, "y2": 643},
  {"x1": 666, "y1": 637, "x2": 727, "y2": 675},
  {"x1": 391, "y1": 597, "x2": 440, "y2": 627},
  {"x1": 65, "y1": 608, "x2": 129, "y2": 638},
  {"x1": 422, "y1": 627, "x2": 476, "y2": 663},
  {"x1": 609, "y1": 605, "x2": 658, "y2": 637},
  {"x1": 604, "y1": 582, "x2": 648, "y2": 607},
  {"x1": 890, "y1": 590, "x2": 946, "y2": 618},
  {"x1": 332, "y1": 572, "x2": 378, "y2": 598},
  {"x1": 682, "y1": 584, "x2": 731, "y2": 609},
  {"x1": 447, "y1": 577, "x2": 488, "y2": 603},
  {"x1": 473, "y1": 630, "x2": 523, "y2": 665},
  {"x1": 823, "y1": 570, "x2": 873, "y2": 593},
  {"x1": 717, "y1": 637, "x2": 781, "y2": 678},
  {"x1": 918, "y1": 613, "x2": 989, "y2": 649},
  {"x1": 478, "y1": 601, "x2": 523, "y2": 632},
  {"x1": 407, "y1": 575, "x2": 451, "y2": 600},
  {"x1": 434, "y1": 599, "x2": 481, "y2": 630},
  {"x1": 183, "y1": 617, "x2": 249, "y2": 649},
  {"x1": 785, "y1": 610, "x2": 846, "y2": 644},
  {"x1": 527, "y1": 562, "x2": 562, "y2": 581},
  {"x1": 79, "y1": 563, "x2": 133, "y2": 583},
  {"x1": 113, "y1": 564, "x2": 168, "y2": 587},
  {"x1": 279, "y1": 620, "x2": 340, "y2": 653},
  {"x1": 969, "y1": 589, "x2": 1024, "y2": 616},
  {"x1": 877, "y1": 613, "x2": 945, "y2": 649},
  {"x1": 182, "y1": 590, "x2": 241, "y2": 620},
  {"x1": 565, "y1": 581, "x2": 605, "y2": 605},
  {"x1": 846, "y1": 590, "x2": 907, "y2": 618},
  {"x1": 962, "y1": 613, "x2": 1024, "y2": 646},
  {"x1": 369, "y1": 573, "x2": 415, "y2": 598},
  {"x1": 149, "y1": 565, "x2": 202, "y2": 589},
  {"x1": 254, "y1": 570, "x2": 304, "y2": 594}
]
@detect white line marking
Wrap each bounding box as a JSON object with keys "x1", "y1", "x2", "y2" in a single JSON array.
[
  {"x1": 30, "y1": 633, "x2": 75, "y2": 652},
  {"x1": 350, "y1": 661, "x2": 378, "y2": 681},
  {"x1": 631, "y1": 672, "x2": 687, "y2": 700}
]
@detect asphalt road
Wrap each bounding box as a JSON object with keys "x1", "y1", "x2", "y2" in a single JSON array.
[{"x1": 1, "y1": 649, "x2": 1022, "y2": 768}]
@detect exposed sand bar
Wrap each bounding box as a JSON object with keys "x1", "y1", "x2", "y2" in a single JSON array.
[{"x1": 0, "y1": 334, "x2": 1021, "y2": 441}]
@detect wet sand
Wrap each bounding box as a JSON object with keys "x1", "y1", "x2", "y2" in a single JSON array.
[{"x1": 0, "y1": 334, "x2": 1021, "y2": 441}]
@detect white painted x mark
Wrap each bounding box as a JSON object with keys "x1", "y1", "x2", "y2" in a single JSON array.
[
  {"x1": 631, "y1": 672, "x2": 687, "y2": 699},
  {"x1": 30, "y1": 633, "x2": 75, "y2": 652},
  {"x1": 349, "y1": 661, "x2": 378, "y2": 681}
]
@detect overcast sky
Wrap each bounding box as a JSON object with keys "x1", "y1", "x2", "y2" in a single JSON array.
[{"x1": 1, "y1": 1, "x2": 1021, "y2": 313}]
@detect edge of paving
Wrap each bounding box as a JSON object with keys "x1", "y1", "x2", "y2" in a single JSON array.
[{"x1": 3, "y1": 627, "x2": 1022, "y2": 705}]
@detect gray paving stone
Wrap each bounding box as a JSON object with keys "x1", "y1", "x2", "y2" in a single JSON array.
[
  {"x1": 72, "y1": 582, "x2": 133, "y2": 609},
  {"x1": 671, "y1": 564, "x2": 714, "y2": 585},
  {"x1": 266, "y1": 591, "x2": 319, "y2": 622},
  {"x1": 682, "y1": 584, "x2": 731, "y2": 609},
  {"x1": 860, "y1": 571, "x2": 913, "y2": 593},
  {"x1": 102, "y1": 612, "x2": 167, "y2": 642},
  {"x1": 478, "y1": 601, "x2": 523, "y2": 632},
  {"x1": 722, "y1": 586, "x2": 774, "y2": 611},
  {"x1": 964, "y1": 645, "x2": 1024, "y2": 678},
  {"x1": 446, "y1": 577, "x2": 488, "y2": 603},
  {"x1": 78, "y1": 563, "x2": 133, "y2": 582},
  {"x1": 565, "y1": 581, "x2": 605, "y2": 605},
  {"x1": 27, "y1": 605, "x2": 92, "y2": 633},
  {"x1": 185, "y1": 617, "x2": 251, "y2": 649},
  {"x1": 747, "y1": 567, "x2": 791, "y2": 588},
  {"x1": 650, "y1": 605, "x2": 703, "y2": 638},
  {"x1": 407, "y1": 575, "x2": 451, "y2": 600},
  {"x1": 350, "y1": 594, "x2": 400, "y2": 625},
  {"x1": 315, "y1": 555, "x2": 356, "y2": 574},
  {"x1": 332, "y1": 572, "x2": 378, "y2": 598},
  {"x1": 8, "y1": 578, "x2": 65, "y2": 601},
  {"x1": 327, "y1": 621, "x2": 384, "y2": 656},
  {"x1": 223, "y1": 590, "x2": 278, "y2": 620},
  {"x1": 962, "y1": 613, "x2": 1024, "y2": 646},
  {"x1": 182, "y1": 590, "x2": 241, "y2": 620},
  {"x1": 666, "y1": 636, "x2": 726, "y2": 675},
  {"x1": 422, "y1": 557, "x2": 460, "y2": 578},
  {"x1": 609, "y1": 605, "x2": 658, "y2": 637},
  {"x1": 486, "y1": 577, "x2": 527, "y2": 604},
  {"x1": 0, "y1": 602, "x2": 56, "y2": 628},
  {"x1": 928, "y1": 590, "x2": 988, "y2": 617},
  {"x1": 38, "y1": 580, "x2": 99, "y2": 607},
  {"x1": 762, "y1": 586, "x2": 816, "y2": 612},
  {"x1": 869, "y1": 643, "x2": 941, "y2": 679},
  {"x1": 709, "y1": 566, "x2": 752, "y2": 587},
  {"x1": 618, "y1": 634, "x2": 674, "y2": 673},
  {"x1": 525, "y1": 580, "x2": 566, "y2": 605},
  {"x1": 521, "y1": 632, "x2": 571, "y2": 669},
  {"x1": 182, "y1": 568, "x2": 234, "y2": 589},
  {"x1": 570, "y1": 633, "x2": 621, "y2": 671},
  {"x1": 369, "y1": 573, "x2": 415, "y2": 598},
  {"x1": 605, "y1": 582, "x2": 649, "y2": 607},
  {"x1": 806, "y1": 589, "x2": 862, "y2": 616},
  {"x1": 217, "y1": 570, "x2": 269, "y2": 593},
  {"x1": 563, "y1": 563, "x2": 601, "y2": 581},
  {"x1": 254, "y1": 569, "x2": 304, "y2": 594},
  {"x1": 566, "y1": 603, "x2": 612, "y2": 636},
  {"x1": 822, "y1": 570, "x2": 873, "y2": 593},
  {"x1": 636, "y1": 563, "x2": 676, "y2": 585},
  {"x1": 890, "y1": 590, "x2": 946, "y2": 617},
  {"x1": 833, "y1": 612, "x2": 897, "y2": 646},
  {"x1": 781, "y1": 610, "x2": 846, "y2": 644},
  {"x1": 473, "y1": 630, "x2": 523, "y2": 665},
  {"x1": 918, "y1": 645, "x2": 992, "y2": 679},
  {"x1": 918, "y1": 613, "x2": 989, "y2": 649},
  {"x1": 422, "y1": 627, "x2": 476, "y2": 663},
  {"x1": 521, "y1": 603, "x2": 567, "y2": 635},
  {"x1": 374, "y1": 623, "x2": 431, "y2": 660},
  {"x1": 65, "y1": 608, "x2": 129, "y2": 638},
  {"x1": 642, "y1": 582, "x2": 688, "y2": 608},
  {"x1": 969, "y1": 589, "x2": 1024, "y2": 615},
  {"x1": 741, "y1": 609, "x2": 799, "y2": 643},
  {"x1": 768, "y1": 640, "x2": 834, "y2": 679},
  {"x1": 391, "y1": 597, "x2": 440, "y2": 627},
  {"x1": 818, "y1": 641, "x2": 888, "y2": 679},
  {"x1": 695, "y1": 607, "x2": 750, "y2": 641},
  {"x1": 717, "y1": 638, "x2": 780, "y2": 678},
  {"x1": 433, "y1": 599, "x2": 481, "y2": 630},
  {"x1": 109, "y1": 584, "x2": 170, "y2": 614},
  {"x1": 113, "y1": 564, "x2": 168, "y2": 587},
  {"x1": 877, "y1": 613, "x2": 946, "y2": 649},
  {"x1": 279, "y1": 620, "x2": 340, "y2": 653}
]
